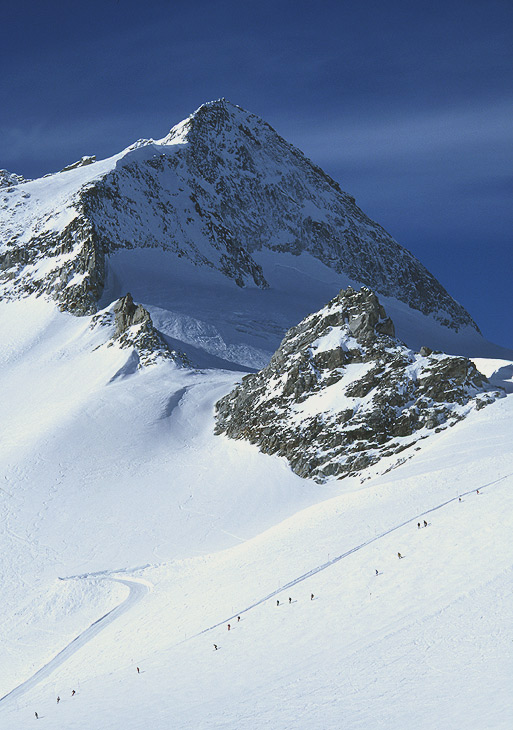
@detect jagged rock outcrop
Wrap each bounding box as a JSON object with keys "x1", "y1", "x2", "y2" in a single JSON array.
[
  {"x1": 215, "y1": 287, "x2": 502, "y2": 482},
  {"x1": 0, "y1": 100, "x2": 478, "y2": 334},
  {"x1": 90, "y1": 292, "x2": 188, "y2": 368},
  {"x1": 60, "y1": 155, "x2": 96, "y2": 173},
  {"x1": 113, "y1": 292, "x2": 150, "y2": 335},
  {"x1": 0, "y1": 169, "x2": 28, "y2": 188}
]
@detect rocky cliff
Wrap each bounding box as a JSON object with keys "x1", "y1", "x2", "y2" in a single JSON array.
[{"x1": 215, "y1": 287, "x2": 501, "y2": 482}]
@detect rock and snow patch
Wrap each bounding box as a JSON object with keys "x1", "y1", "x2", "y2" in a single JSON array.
[
  {"x1": 90, "y1": 292, "x2": 188, "y2": 369},
  {"x1": 215, "y1": 287, "x2": 503, "y2": 482},
  {"x1": 60, "y1": 155, "x2": 97, "y2": 173},
  {"x1": 0, "y1": 169, "x2": 28, "y2": 187}
]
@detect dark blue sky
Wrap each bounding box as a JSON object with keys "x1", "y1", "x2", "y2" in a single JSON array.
[{"x1": 1, "y1": 0, "x2": 512, "y2": 348}]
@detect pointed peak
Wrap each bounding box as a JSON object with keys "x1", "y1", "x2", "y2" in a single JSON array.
[
  {"x1": 193, "y1": 98, "x2": 239, "y2": 113},
  {"x1": 158, "y1": 99, "x2": 267, "y2": 146}
]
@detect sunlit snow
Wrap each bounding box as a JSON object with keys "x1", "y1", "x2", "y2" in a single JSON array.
[{"x1": 0, "y1": 292, "x2": 512, "y2": 729}]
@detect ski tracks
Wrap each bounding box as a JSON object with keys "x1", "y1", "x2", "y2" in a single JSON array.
[
  {"x1": 188, "y1": 472, "x2": 513, "y2": 641},
  {"x1": 0, "y1": 576, "x2": 152, "y2": 709},
  {"x1": 1, "y1": 472, "x2": 510, "y2": 708}
]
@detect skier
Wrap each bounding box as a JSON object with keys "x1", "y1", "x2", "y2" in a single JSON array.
[
  {"x1": 423, "y1": 520, "x2": 428, "y2": 527},
  {"x1": 57, "y1": 696, "x2": 60, "y2": 704},
  {"x1": 375, "y1": 569, "x2": 378, "y2": 576},
  {"x1": 310, "y1": 593, "x2": 314, "y2": 601},
  {"x1": 398, "y1": 552, "x2": 403, "y2": 559},
  {"x1": 237, "y1": 616, "x2": 240, "y2": 622},
  {"x1": 477, "y1": 489, "x2": 480, "y2": 494},
  {"x1": 213, "y1": 644, "x2": 218, "y2": 650},
  {"x1": 227, "y1": 624, "x2": 231, "y2": 631},
  {"x1": 137, "y1": 667, "x2": 140, "y2": 674},
  {"x1": 71, "y1": 690, "x2": 76, "y2": 696},
  {"x1": 459, "y1": 497, "x2": 462, "y2": 502},
  {"x1": 277, "y1": 599, "x2": 280, "y2": 606},
  {"x1": 35, "y1": 712, "x2": 39, "y2": 720},
  {"x1": 417, "y1": 522, "x2": 421, "y2": 529},
  {"x1": 289, "y1": 597, "x2": 292, "y2": 604}
]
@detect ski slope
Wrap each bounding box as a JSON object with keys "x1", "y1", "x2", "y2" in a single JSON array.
[
  {"x1": 0, "y1": 296, "x2": 512, "y2": 729},
  {"x1": 0, "y1": 577, "x2": 150, "y2": 706}
]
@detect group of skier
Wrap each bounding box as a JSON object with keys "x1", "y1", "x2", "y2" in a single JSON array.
[
  {"x1": 34, "y1": 489, "x2": 485, "y2": 719},
  {"x1": 34, "y1": 690, "x2": 75, "y2": 718},
  {"x1": 217, "y1": 514, "x2": 438, "y2": 652},
  {"x1": 220, "y1": 591, "x2": 315, "y2": 649}
]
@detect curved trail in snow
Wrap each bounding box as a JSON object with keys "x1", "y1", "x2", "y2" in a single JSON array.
[
  {"x1": 1, "y1": 472, "x2": 510, "y2": 705},
  {"x1": 0, "y1": 576, "x2": 151, "y2": 708},
  {"x1": 188, "y1": 471, "x2": 513, "y2": 641}
]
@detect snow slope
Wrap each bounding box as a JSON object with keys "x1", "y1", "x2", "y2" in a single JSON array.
[
  {"x1": 0, "y1": 296, "x2": 512, "y2": 729},
  {"x1": 100, "y1": 247, "x2": 513, "y2": 368}
]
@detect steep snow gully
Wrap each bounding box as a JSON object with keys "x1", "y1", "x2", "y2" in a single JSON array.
[
  {"x1": 0, "y1": 576, "x2": 152, "y2": 707},
  {"x1": 1, "y1": 472, "x2": 510, "y2": 710}
]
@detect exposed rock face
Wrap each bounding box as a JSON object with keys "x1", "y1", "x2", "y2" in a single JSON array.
[
  {"x1": 0, "y1": 203, "x2": 105, "y2": 315},
  {"x1": 60, "y1": 156, "x2": 96, "y2": 173},
  {"x1": 0, "y1": 100, "x2": 478, "y2": 334},
  {"x1": 215, "y1": 287, "x2": 502, "y2": 482},
  {"x1": 113, "y1": 292, "x2": 149, "y2": 335},
  {"x1": 91, "y1": 292, "x2": 187, "y2": 368},
  {"x1": 0, "y1": 169, "x2": 28, "y2": 188}
]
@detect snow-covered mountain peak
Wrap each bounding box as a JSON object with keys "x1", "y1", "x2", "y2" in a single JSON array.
[
  {"x1": 159, "y1": 99, "x2": 256, "y2": 146},
  {"x1": 1, "y1": 102, "x2": 512, "y2": 730},
  {"x1": 4, "y1": 99, "x2": 509, "y2": 367}
]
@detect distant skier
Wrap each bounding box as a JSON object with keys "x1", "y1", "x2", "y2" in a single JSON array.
[
  {"x1": 423, "y1": 520, "x2": 428, "y2": 527},
  {"x1": 237, "y1": 616, "x2": 241, "y2": 622},
  {"x1": 277, "y1": 599, "x2": 280, "y2": 606},
  {"x1": 476, "y1": 489, "x2": 480, "y2": 494},
  {"x1": 375, "y1": 569, "x2": 378, "y2": 576},
  {"x1": 289, "y1": 597, "x2": 292, "y2": 604},
  {"x1": 35, "y1": 712, "x2": 39, "y2": 720},
  {"x1": 136, "y1": 667, "x2": 140, "y2": 674},
  {"x1": 227, "y1": 624, "x2": 231, "y2": 631},
  {"x1": 398, "y1": 552, "x2": 403, "y2": 559},
  {"x1": 71, "y1": 690, "x2": 76, "y2": 696},
  {"x1": 310, "y1": 593, "x2": 314, "y2": 600},
  {"x1": 459, "y1": 497, "x2": 462, "y2": 502},
  {"x1": 417, "y1": 522, "x2": 421, "y2": 529},
  {"x1": 213, "y1": 644, "x2": 218, "y2": 650},
  {"x1": 57, "y1": 696, "x2": 60, "y2": 704}
]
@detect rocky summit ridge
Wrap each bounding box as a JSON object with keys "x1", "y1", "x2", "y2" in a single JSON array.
[
  {"x1": 215, "y1": 287, "x2": 502, "y2": 482},
  {"x1": 1, "y1": 100, "x2": 477, "y2": 336}
]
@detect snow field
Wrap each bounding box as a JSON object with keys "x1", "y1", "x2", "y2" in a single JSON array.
[
  {"x1": 0, "y1": 296, "x2": 512, "y2": 728},
  {"x1": 2, "y1": 467, "x2": 511, "y2": 729}
]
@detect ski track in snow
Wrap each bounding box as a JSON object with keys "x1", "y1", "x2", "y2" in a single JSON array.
[
  {"x1": 0, "y1": 577, "x2": 151, "y2": 708},
  {"x1": 186, "y1": 472, "x2": 512, "y2": 641},
  {"x1": 0, "y1": 471, "x2": 509, "y2": 711}
]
